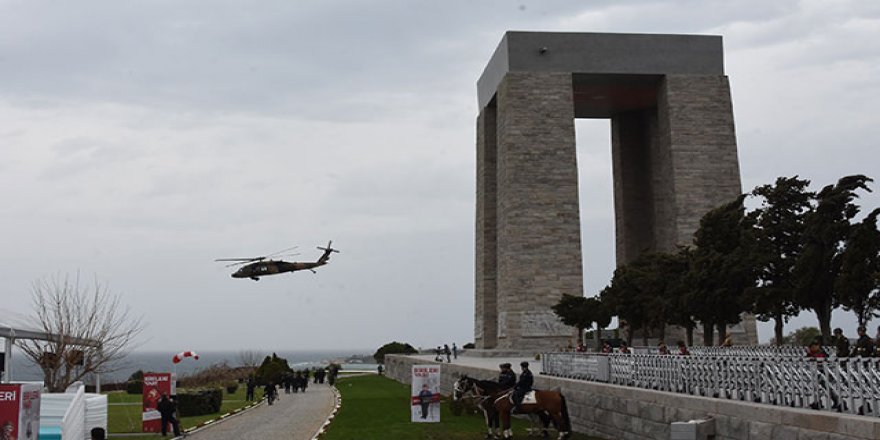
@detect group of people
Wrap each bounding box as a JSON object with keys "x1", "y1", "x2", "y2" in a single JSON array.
[
  {"x1": 497, "y1": 361, "x2": 534, "y2": 412},
  {"x1": 433, "y1": 343, "x2": 458, "y2": 362},
  {"x1": 809, "y1": 326, "x2": 880, "y2": 358},
  {"x1": 657, "y1": 340, "x2": 690, "y2": 355}
]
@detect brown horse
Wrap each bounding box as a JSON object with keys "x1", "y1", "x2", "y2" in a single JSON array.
[
  {"x1": 454, "y1": 375, "x2": 558, "y2": 439},
  {"x1": 494, "y1": 389, "x2": 571, "y2": 439}
]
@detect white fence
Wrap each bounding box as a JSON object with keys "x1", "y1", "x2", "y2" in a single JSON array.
[{"x1": 542, "y1": 350, "x2": 880, "y2": 417}]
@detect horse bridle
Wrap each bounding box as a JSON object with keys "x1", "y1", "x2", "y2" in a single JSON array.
[{"x1": 454, "y1": 377, "x2": 495, "y2": 407}]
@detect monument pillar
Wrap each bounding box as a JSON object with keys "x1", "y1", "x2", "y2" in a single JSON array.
[
  {"x1": 494, "y1": 72, "x2": 583, "y2": 350},
  {"x1": 475, "y1": 32, "x2": 758, "y2": 351}
]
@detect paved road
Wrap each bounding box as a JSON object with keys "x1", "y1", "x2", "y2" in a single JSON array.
[{"x1": 186, "y1": 384, "x2": 336, "y2": 440}]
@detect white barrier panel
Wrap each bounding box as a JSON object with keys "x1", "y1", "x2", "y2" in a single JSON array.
[
  {"x1": 83, "y1": 393, "x2": 107, "y2": 439},
  {"x1": 542, "y1": 350, "x2": 880, "y2": 418}
]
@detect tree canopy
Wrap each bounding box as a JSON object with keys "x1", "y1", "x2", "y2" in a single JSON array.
[
  {"x1": 793, "y1": 175, "x2": 874, "y2": 342},
  {"x1": 749, "y1": 176, "x2": 813, "y2": 345},
  {"x1": 592, "y1": 174, "x2": 877, "y2": 347},
  {"x1": 373, "y1": 341, "x2": 418, "y2": 364}
]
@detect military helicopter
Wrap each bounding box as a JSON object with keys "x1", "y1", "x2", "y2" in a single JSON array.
[{"x1": 216, "y1": 241, "x2": 339, "y2": 280}]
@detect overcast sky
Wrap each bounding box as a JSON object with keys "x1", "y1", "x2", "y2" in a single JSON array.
[{"x1": 1, "y1": 0, "x2": 878, "y2": 353}]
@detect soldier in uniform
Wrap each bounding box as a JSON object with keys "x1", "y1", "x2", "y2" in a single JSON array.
[
  {"x1": 498, "y1": 363, "x2": 516, "y2": 389},
  {"x1": 833, "y1": 328, "x2": 850, "y2": 358},
  {"x1": 853, "y1": 326, "x2": 875, "y2": 357},
  {"x1": 511, "y1": 361, "x2": 533, "y2": 413}
]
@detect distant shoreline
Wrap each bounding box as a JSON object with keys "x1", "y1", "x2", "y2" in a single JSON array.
[{"x1": 7, "y1": 348, "x2": 376, "y2": 383}]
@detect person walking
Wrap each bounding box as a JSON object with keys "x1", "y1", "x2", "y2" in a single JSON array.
[
  {"x1": 157, "y1": 394, "x2": 181, "y2": 437},
  {"x1": 452, "y1": 343, "x2": 458, "y2": 359},
  {"x1": 264, "y1": 382, "x2": 277, "y2": 405},
  {"x1": 245, "y1": 378, "x2": 256, "y2": 401},
  {"x1": 443, "y1": 344, "x2": 452, "y2": 363}
]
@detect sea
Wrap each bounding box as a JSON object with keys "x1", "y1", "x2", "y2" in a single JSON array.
[{"x1": 3, "y1": 349, "x2": 379, "y2": 384}]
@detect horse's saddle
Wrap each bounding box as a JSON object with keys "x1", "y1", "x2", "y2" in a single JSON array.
[{"x1": 510, "y1": 390, "x2": 537, "y2": 405}]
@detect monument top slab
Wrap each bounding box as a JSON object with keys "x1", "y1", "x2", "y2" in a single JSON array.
[{"x1": 477, "y1": 31, "x2": 724, "y2": 108}]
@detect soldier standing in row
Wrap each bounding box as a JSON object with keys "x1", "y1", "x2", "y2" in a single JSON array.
[
  {"x1": 833, "y1": 328, "x2": 850, "y2": 357},
  {"x1": 853, "y1": 326, "x2": 875, "y2": 357}
]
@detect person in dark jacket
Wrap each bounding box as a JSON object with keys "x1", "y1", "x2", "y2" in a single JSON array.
[
  {"x1": 833, "y1": 328, "x2": 850, "y2": 358},
  {"x1": 497, "y1": 363, "x2": 516, "y2": 389},
  {"x1": 245, "y1": 378, "x2": 256, "y2": 401},
  {"x1": 156, "y1": 394, "x2": 181, "y2": 437},
  {"x1": 511, "y1": 361, "x2": 533, "y2": 412},
  {"x1": 853, "y1": 326, "x2": 875, "y2": 357}
]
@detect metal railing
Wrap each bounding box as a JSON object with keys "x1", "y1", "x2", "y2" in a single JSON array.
[{"x1": 542, "y1": 350, "x2": 880, "y2": 417}]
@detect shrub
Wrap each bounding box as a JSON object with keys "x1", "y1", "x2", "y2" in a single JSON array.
[
  {"x1": 125, "y1": 370, "x2": 144, "y2": 394},
  {"x1": 177, "y1": 388, "x2": 223, "y2": 416},
  {"x1": 373, "y1": 341, "x2": 417, "y2": 363},
  {"x1": 126, "y1": 380, "x2": 143, "y2": 395},
  {"x1": 254, "y1": 354, "x2": 292, "y2": 386},
  {"x1": 226, "y1": 381, "x2": 238, "y2": 394},
  {"x1": 463, "y1": 342, "x2": 475, "y2": 349}
]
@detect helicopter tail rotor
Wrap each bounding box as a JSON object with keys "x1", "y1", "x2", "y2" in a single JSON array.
[{"x1": 317, "y1": 241, "x2": 340, "y2": 254}]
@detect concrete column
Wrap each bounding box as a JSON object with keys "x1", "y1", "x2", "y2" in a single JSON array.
[
  {"x1": 475, "y1": 104, "x2": 498, "y2": 349},
  {"x1": 611, "y1": 109, "x2": 659, "y2": 264},
  {"x1": 657, "y1": 75, "x2": 757, "y2": 345},
  {"x1": 657, "y1": 75, "x2": 742, "y2": 247},
  {"x1": 494, "y1": 72, "x2": 582, "y2": 351}
]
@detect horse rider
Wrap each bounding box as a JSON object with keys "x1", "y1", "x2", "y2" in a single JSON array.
[
  {"x1": 511, "y1": 361, "x2": 533, "y2": 413},
  {"x1": 498, "y1": 363, "x2": 516, "y2": 389}
]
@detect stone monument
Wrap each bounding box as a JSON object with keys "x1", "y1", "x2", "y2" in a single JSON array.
[{"x1": 475, "y1": 31, "x2": 758, "y2": 351}]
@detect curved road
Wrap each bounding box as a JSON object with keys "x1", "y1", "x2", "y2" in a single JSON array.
[{"x1": 186, "y1": 384, "x2": 336, "y2": 440}]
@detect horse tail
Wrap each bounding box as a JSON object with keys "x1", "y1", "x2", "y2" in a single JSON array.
[{"x1": 560, "y1": 393, "x2": 572, "y2": 434}]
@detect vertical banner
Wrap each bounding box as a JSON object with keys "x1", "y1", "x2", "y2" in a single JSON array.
[
  {"x1": 142, "y1": 372, "x2": 174, "y2": 433},
  {"x1": 0, "y1": 383, "x2": 41, "y2": 440},
  {"x1": 410, "y1": 364, "x2": 440, "y2": 423}
]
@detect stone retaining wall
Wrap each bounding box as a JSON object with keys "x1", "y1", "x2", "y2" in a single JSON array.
[{"x1": 386, "y1": 355, "x2": 880, "y2": 440}]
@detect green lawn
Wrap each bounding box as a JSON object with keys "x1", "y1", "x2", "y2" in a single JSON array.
[
  {"x1": 322, "y1": 375, "x2": 602, "y2": 440},
  {"x1": 106, "y1": 386, "x2": 255, "y2": 439}
]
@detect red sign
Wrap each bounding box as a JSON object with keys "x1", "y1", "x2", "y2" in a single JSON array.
[
  {"x1": 142, "y1": 372, "x2": 175, "y2": 433},
  {"x1": 0, "y1": 383, "x2": 41, "y2": 440}
]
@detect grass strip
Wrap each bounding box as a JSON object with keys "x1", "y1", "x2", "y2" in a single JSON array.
[
  {"x1": 321, "y1": 374, "x2": 602, "y2": 440},
  {"x1": 106, "y1": 386, "x2": 255, "y2": 436}
]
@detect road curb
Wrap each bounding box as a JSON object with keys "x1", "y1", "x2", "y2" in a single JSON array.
[{"x1": 171, "y1": 398, "x2": 266, "y2": 439}]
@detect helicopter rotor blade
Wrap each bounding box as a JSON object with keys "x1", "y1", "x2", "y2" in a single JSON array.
[
  {"x1": 216, "y1": 256, "x2": 265, "y2": 267},
  {"x1": 264, "y1": 246, "x2": 299, "y2": 259}
]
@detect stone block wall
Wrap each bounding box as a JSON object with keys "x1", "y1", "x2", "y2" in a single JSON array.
[
  {"x1": 386, "y1": 355, "x2": 880, "y2": 440},
  {"x1": 476, "y1": 71, "x2": 584, "y2": 351}
]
